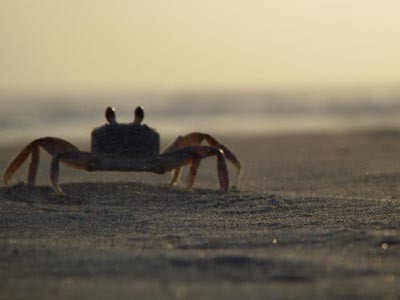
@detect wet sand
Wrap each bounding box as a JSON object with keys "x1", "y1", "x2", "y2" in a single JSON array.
[{"x1": 1, "y1": 130, "x2": 400, "y2": 299}]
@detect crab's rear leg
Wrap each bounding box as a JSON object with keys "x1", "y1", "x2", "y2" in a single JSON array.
[
  {"x1": 164, "y1": 133, "x2": 241, "y2": 188},
  {"x1": 3, "y1": 137, "x2": 80, "y2": 186}
]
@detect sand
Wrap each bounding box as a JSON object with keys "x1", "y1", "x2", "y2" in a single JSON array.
[{"x1": 1, "y1": 130, "x2": 400, "y2": 299}]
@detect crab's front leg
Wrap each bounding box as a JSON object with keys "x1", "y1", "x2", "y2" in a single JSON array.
[{"x1": 160, "y1": 146, "x2": 229, "y2": 191}]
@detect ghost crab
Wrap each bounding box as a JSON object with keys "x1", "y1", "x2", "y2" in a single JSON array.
[{"x1": 3, "y1": 106, "x2": 242, "y2": 194}]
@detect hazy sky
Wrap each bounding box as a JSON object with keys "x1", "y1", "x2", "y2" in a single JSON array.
[{"x1": 1, "y1": 0, "x2": 399, "y2": 93}]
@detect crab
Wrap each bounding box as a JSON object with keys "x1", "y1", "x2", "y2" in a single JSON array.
[{"x1": 3, "y1": 106, "x2": 242, "y2": 194}]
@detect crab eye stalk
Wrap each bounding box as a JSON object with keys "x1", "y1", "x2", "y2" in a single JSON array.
[
  {"x1": 134, "y1": 106, "x2": 144, "y2": 124},
  {"x1": 105, "y1": 107, "x2": 117, "y2": 124}
]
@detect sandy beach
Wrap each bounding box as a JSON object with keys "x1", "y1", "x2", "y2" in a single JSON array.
[{"x1": 1, "y1": 130, "x2": 400, "y2": 299}]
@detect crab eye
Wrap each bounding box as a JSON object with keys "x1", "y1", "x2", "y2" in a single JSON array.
[
  {"x1": 105, "y1": 107, "x2": 116, "y2": 123},
  {"x1": 135, "y1": 106, "x2": 144, "y2": 119},
  {"x1": 134, "y1": 106, "x2": 144, "y2": 124}
]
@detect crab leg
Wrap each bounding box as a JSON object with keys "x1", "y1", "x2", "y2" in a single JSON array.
[
  {"x1": 27, "y1": 145, "x2": 40, "y2": 186},
  {"x1": 164, "y1": 132, "x2": 242, "y2": 187},
  {"x1": 3, "y1": 143, "x2": 32, "y2": 185},
  {"x1": 170, "y1": 167, "x2": 182, "y2": 186},
  {"x1": 50, "y1": 151, "x2": 94, "y2": 194},
  {"x1": 3, "y1": 137, "x2": 80, "y2": 186},
  {"x1": 161, "y1": 146, "x2": 229, "y2": 191},
  {"x1": 187, "y1": 158, "x2": 201, "y2": 190}
]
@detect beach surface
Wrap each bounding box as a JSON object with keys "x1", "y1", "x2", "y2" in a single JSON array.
[{"x1": 1, "y1": 131, "x2": 400, "y2": 299}]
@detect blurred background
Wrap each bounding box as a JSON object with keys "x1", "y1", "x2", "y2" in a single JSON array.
[{"x1": 1, "y1": 0, "x2": 400, "y2": 143}]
